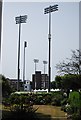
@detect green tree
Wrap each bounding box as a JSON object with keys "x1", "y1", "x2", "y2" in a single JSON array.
[
  {"x1": 0, "y1": 74, "x2": 12, "y2": 97},
  {"x1": 51, "y1": 81, "x2": 56, "y2": 89},
  {"x1": 55, "y1": 76, "x2": 62, "y2": 89},
  {"x1": 56, "y1": 50, "x2": 81, "y2": 75},
  {"x1": 68, "y1": 91, "x2": 81, "y2": 119},
  {"x1": 61, "y1": 74, "x2": 81, "y2": 90}
]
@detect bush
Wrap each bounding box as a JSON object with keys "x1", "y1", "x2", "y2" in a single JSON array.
[
  {"x1": 61, "y1": 98, "x2": 68, "y2": 106},
  {"x1": 66, "y1": 91, "x2": 81, "y2": 119},
  {"x1": 72, "y1": 113, "x2": 81, "y2": 120},
  {"x1": 2, "y1": 93, "x2": 38, "y2": 120},
  {"x1": 42, "y1": 94, "x2": 51, "y2": 104},
  {"x1": 51, "y1": 92, "x2": 63, "y2": 106}
]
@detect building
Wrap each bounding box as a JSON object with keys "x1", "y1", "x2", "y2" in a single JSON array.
[
  {"x1": 41, "y1": 74, "x2": 49, "y2": 89},
  {"x1": 24, "y1": 80, "x2": 31, "y2": 91},
  {"x1": 32, "y1": 71, "x2": 41, "y2": 90},
  {"x1": 7, "y1": 79, "x2": 31, "y2": 92},
  {"x1": 7, "y1": 79, "x2": 23, "y2": 91},
  {"x1": 32, "y1": 71, "x2": 48, "y2": 90}
]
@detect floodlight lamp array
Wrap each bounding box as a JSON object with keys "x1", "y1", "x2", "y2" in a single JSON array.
[
  {"x1": 15, "y1": 15, "x2": 27, "y2": 24},
  {"x1": 34, "y1": 59, "x2": 39, "y2": 63},
  {"x1": 44, "y1": 4, "x2": 58, "y2": 14}
]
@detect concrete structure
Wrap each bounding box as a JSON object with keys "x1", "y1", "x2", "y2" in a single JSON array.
[
  {"x1": 24, "y1": 80, "x2": 31, "y2": 91},
  {"x1": 32, "y1": 71, "x2": 48, "y2": 90},
  {"x1": 32, "y1": 71, "x2": 41, "y2": 90},
  {"x1": 7, "y1": 79, "x2": 31, "y2": 92},
  {"x1": 7, "y1": 79, "x2": 23, "y2": 91},
  {"x1": 41, "y1": 74, "x2": 49, "y2": 89}
]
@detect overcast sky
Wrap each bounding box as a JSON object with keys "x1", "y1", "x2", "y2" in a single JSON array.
[{"x1": 1, "y1": 1, "x2": 79, "y2": 81}]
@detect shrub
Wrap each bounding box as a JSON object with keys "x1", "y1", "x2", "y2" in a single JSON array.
[
  {"x1": 51, "y1": 92, "x2": 63, "y2": 106},
  {"x1": 72, "y1": 113, "x2": 81, "y2": 120},
  {"x1": 2, "y1": 93, "x2": 38, "y2": 120},
  {"x1": 66, "y1": 91, "x2": 81, "y2": 119},
  {"x1": 61, "y1": 98, "x2": 68, "y2": 106}
]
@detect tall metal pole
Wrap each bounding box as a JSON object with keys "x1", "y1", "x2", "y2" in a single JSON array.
[
  {"x1": 23, "y1": 41, "x2": 27, "y2": 88},
  {"x1": 48, "y1": 7, "x2": 51, "y2": 92},
  {"x1": 15, "y1": 15, "x2": 27, "y2": 91},
  {"x1": 44, "y1": 5, "x2": 58, "y2": 92},
  {"x1": 34, "y1": 59, "x2": 39, "y2": 89},
  {"x1": 23, "y1": 41, "x2": 25, "y2": 83},
  {"x1": 34, "y1": 61, "x2": 36, "y2": 73},
  {"x1": 44, "y1": 63, "x2": 45, "y2": 75},
  {"x1": 17, "y1": 22, "x2": 21, "y2": 91},
  {"x1": 43, "y1": 61, "x2": 47, "y2": 89},
  {"x1": 35, "y1": 62, "x2": 36, "y2": 89}
]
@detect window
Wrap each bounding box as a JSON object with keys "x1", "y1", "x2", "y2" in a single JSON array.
[{"x1": 25, "y1": 86, "x2": 27, "y2": 88}]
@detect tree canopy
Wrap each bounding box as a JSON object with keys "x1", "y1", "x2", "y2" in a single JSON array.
[
  {"x1": 0, "y1": 74, "x2": 12, "y2": 97},
  {"x1": 51, "y1": 50, "x2": 81, "y2": 90},
  {"x1": 51, "y1": 74, "x2": 81, "y2": 91},
  {"x1": 56, "y1": 50, "x2": 81, "y2": 75},
  {"x1": 61, "y1": 74, "x2": 81, "y2": 90}
]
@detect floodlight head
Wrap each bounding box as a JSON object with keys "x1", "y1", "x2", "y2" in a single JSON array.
[
  {"x1": 43, "y1": 61, "x2": 47, "y2": 64},
  {"x1": 15, "y1": 15, "x2": 27, "y2": 24},
  {"x1": 24, "y1": 41, "x2": 27, "y2": 47},
  {"x1": 34, "y1": 59, "x2": 39, "y2": 63},
  {"x1": 44, "y1": 4, "x2": 58, "y2": 14}
]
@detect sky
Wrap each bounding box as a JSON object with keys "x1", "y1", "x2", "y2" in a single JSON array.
[{"x1": 1, "y1": 1, "x2": 79, "y2": 81}]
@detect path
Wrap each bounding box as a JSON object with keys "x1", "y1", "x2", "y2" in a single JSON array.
[{"x1": 33, "y1": 105, "x2": 67, "y2": 120}]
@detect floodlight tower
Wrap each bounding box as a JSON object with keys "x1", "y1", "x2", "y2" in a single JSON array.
[
  {"x1": 43, "y1": 61, "x2": 47, "y2": 74},
  {"x1": 23, "y1": 41, "x2": 27, "y2": 86},
  {"x1": 43, "y1": 61, "x2": 47, "y2": 89},
  {"x1": 44, "y1": 5, "x2": 58, "y2": 92},
  {"x1": 15, "y1": 15, "x2": 27, "y2": 91},
  {"x1": 34, "y1": 59, "x2": 39, "y2": 89}
]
